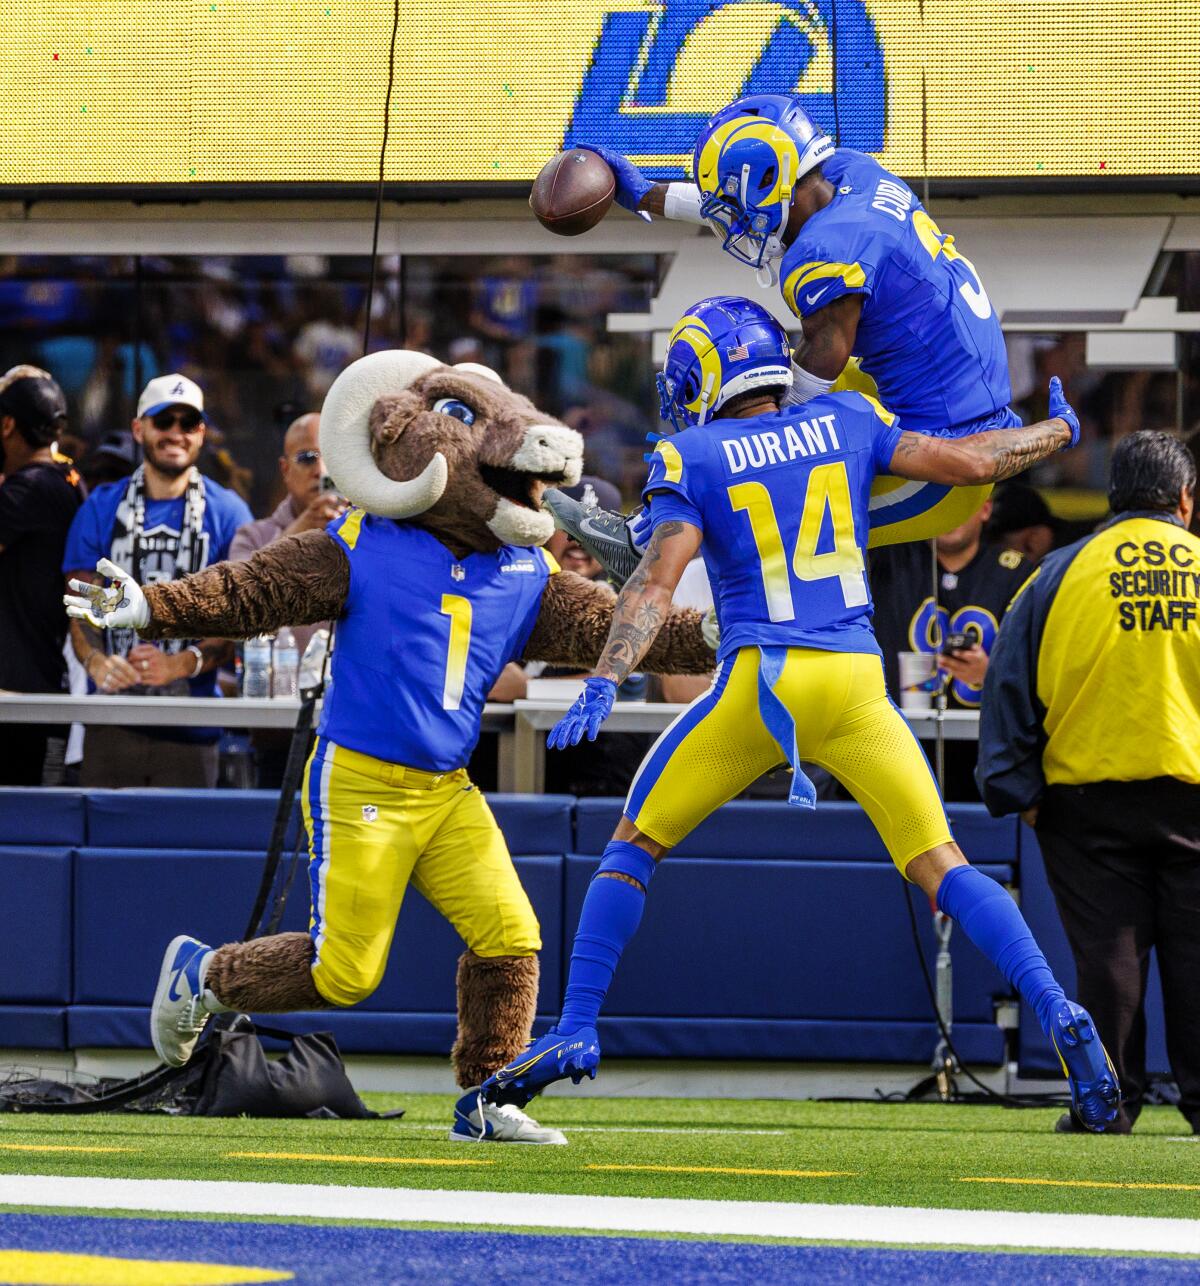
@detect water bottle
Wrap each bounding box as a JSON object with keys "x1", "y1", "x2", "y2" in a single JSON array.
[
  {"x1": 272, "y1": 627, "x2": 299, "y2": 699},
  {"x1": 297, "y1": 628, "x2": 330, "y2": 694},
  {"x1": 243, "y1": 634, "x2": 273, "y2": 698}
]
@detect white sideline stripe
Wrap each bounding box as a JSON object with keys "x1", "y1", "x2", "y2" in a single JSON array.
[
  {"x1": 2, "y1": 1175, "x2": 1199, "y2": 1254},
  {"x1": 405, "y1": 1124, "x2": 788, "y2": 1137}
]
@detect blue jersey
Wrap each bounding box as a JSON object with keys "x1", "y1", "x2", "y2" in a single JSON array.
[
  {"x1": 779, "y1": 150, "x2": 1011, "y2": 436},
  {"x1": 319, "y1": 511, "x2": 555, "y2": 771},
  {"x1": 643, "y1": 393, "x2": 902, "y2": 661}
]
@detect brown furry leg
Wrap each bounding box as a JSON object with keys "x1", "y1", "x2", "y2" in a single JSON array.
[
  {"x1": 451, "y1": 952, "x2": 539, "y2": 1089},
  {"x1": 204, "y1": 932, "x2": 328, "y2": 1012}
]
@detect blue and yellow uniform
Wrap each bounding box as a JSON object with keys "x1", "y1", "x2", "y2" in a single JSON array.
[
  {"x1": 302, "y1": 510, "x2": 555, "y2": 1006},
  {"x1": 626, "y1": 393, "x2": 953, "y2": 872},
  {"x1": 780, "y1": 149, "x2": 1016, "y2": 545}
]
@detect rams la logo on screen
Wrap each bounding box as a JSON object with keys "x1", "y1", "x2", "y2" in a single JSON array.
[{"x1": 565, "y1": 0, "x2": 885, "y2": 176}]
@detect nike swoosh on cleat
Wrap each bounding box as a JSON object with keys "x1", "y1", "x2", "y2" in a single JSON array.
[
  {"x1": 500, "y1": 1041, "x2": 565, "y2": 1080},
  {"x1": 166, "y1": 942, "x2": 199, "y2": 1003}
]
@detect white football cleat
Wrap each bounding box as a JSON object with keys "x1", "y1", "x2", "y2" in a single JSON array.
[
  {"x1": 150, "y1": 934, "x2": 215, "y2": 1067},
  {"x1": 449, "y1": 1090, "x2": 568, "y2": 1144}
]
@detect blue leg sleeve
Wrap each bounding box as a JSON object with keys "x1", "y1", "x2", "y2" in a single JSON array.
[
  {"x1": 936, "y1": 864, "x2": 1065, "y2": 1036},
  {"x1": 558, "y1": 841, "x2": 657, "y2": 1032}
]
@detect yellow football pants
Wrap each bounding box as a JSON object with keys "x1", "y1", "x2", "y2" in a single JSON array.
[
  {"x1": 625, "y1": 647, "x2": 953, "y2": 874},
  {"x1": 300, "y1": 737, "x2": 540, "y2": 1008}
]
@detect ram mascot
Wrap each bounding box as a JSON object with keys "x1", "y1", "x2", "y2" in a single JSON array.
[{"x1": 66, "y1": 351, "x2": 713, "y2": 1143}]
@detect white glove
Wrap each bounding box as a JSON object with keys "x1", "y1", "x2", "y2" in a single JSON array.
[
  {"x1": 64, "y1": 558, "x2": 150, "y2": 630},
  {"x1": 701, "y1": 607, "x2": 720, "y2": 652}
]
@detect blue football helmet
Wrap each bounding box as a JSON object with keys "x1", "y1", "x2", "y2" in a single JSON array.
[
  {"x1": 693, "y1": 95, "x2": 834, "y2": 270},
  {"x1": 656, "y1": 296, "x2": 793, "y2": 432}
]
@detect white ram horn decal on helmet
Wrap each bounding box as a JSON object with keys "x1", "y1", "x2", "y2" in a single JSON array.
[
  {"x1": 320, "y1": 349, "x2": 447, "y2": 519},
  {"x1": 452, "y1": 361, "x2": 504, "y2": 385}
]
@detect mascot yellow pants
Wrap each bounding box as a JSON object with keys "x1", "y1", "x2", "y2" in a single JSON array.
[
  {"x1": 625, "y1": 647, "x2": 953, "y2": 874},
  {"x1": 301, "y1": 737, "x2": 540, "y2": 1007}
]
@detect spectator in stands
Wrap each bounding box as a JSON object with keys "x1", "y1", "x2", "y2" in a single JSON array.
[
  {"x1": 0, "y1": 367, "x2": 83, "y2": 785},
  {"x1": 871, "y1": 500, "x2": 1032, "y2": 800},
  {"x1": 229, "y1": 411, "x2": 344, "y2": 787},
  {"x1": 979, "y1": 431, "x2": 1200, "y2": 1135},
  {"x1": 63, "y1": 373, "x2": 252, "y2": 788},
  {"x1": 986, "y1": 481, "x2": 1061, "y2": 564}
]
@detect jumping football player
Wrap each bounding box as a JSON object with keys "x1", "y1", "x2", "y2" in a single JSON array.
[
  {"x1": 549, "y1": 92, "x2": 1017, "y2": 574},
  {"x1": 483, "y1": 296, "x2": 1120, "y2": 1132}
]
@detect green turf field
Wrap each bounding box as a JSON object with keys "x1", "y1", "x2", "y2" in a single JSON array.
[{"x1": 1, "y1": 1095, "x2": 1196, "y2": 1224}]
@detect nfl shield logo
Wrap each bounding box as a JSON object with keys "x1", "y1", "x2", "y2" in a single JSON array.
[
  {"x1": 451, "y1": 564, "x2": 466, "y2": 582},
  {"x1": 361, "y1": 804, "x2": 378, "y2": 822}
]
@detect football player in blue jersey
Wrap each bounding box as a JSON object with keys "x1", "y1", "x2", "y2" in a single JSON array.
[
  {"x1": 66, "y1": 350, "x2": 714, "y2": 1145},
  {"x1": 560, "y1": 93, "x2": 1017, "y2": 564},
  {"x1": 483, "y1": 296, "x2": 1120, "y2": 1133}
]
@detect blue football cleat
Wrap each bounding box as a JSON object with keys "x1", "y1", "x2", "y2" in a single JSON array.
[
  {"x1": 481, "y1": 1026, "x2": 601, "y2": 1105},
  {"x1": 1050, "y1": 1000, "x2": 1120, "y2": 1132}
]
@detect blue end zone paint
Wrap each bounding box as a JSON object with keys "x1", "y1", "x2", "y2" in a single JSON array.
[{"x1": 2, "y1": 1214, "x2": 1199, "y2": 1284}]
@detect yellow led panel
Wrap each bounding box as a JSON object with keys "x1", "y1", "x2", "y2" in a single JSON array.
[{"x1": 0, "y1": 0, "x2": 1194, "y2": 185}]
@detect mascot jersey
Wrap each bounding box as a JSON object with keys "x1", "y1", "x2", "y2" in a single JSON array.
[
  {"x1": 642, "y1": 391, "x2": 902, "y2": 661},
  {"x1": 319, "y1": 510, "x2": 555, "y2": 771},
  {"x1": 780, "y1": 150, "x2": 1012, "y2": 437}
]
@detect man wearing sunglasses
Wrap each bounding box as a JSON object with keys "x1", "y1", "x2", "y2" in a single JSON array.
[{"x1": 63, "y1": 373, "x2": 252, "y2": 787}]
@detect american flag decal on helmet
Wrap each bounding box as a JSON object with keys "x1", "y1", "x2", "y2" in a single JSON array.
[{"x1": 726, "y1": 344, "x2": 750, "y2": 361}]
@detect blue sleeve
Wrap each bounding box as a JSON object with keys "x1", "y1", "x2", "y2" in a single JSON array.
[
  {"x1": 640, "y1": 438, "x2": 693, "y2": 507},
  {"x1": 217, "y1": 493, "x2": 254, "y2": 558},
  {"x1": 648, "y1": 488, "x2": 703, "y2": 535},
  {"x1": 782, "y1": 230, "x2": 877, "y2": 320},
  {"x1": 852, "y1": 392, "x2": 903, "y2": 472},
  {"x1": 62, "y1": 493, "x2": 109, "y2": 575}
]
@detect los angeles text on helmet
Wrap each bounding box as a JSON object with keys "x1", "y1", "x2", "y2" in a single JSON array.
[{"x1": 721, "y1": 414, "x2": 842, "y2": 475}]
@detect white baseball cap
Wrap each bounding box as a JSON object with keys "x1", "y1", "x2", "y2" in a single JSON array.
[{"x1": 137, "y1": 373, "x2": 205, "y2": 418}]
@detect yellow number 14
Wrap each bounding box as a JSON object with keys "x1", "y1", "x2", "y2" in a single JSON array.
[{"x1": 728, "y1": 462, "x2": 867, "y2": 623}]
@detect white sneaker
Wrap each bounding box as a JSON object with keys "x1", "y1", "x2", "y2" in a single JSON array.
[
  {"x1": 449, "y1": 1090, "x2": 568, "y2": 1144},
  {"x1": 150, "y1": 934, "x2": 215, "y2": 1067}
]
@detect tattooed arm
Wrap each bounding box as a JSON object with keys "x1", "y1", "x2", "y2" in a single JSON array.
[
  {"x1": 593, "y1": 519, "x2": 703, "y2": 685},
  {"x1": 887, "y1": 417, "x2": 1072, "y2": 487},
  {"x1": 791, "y1": 295, "x2": 863, "y2": 380}
]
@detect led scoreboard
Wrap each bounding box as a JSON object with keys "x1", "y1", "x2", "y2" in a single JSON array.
[{"x1": 1, "y1": 0, "x2": 1195, "y2": 189}]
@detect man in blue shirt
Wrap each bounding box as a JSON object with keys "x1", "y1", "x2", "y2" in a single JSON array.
[
  {"x1": 484, "y1": 296, "x2": 1121, "y2": 1134},
  {"x1": 63, "y1": 372, "x2": 251, "y2": 787}
]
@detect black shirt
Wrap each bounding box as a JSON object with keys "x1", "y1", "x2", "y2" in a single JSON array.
[
  {"x1": 0, "y1": 459, "x2": 84, "y2": 692},
  {"x1": 870, "y1": 539, "x2": 1033, "y2": 710}
]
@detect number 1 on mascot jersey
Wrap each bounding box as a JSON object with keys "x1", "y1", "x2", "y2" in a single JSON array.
[{"x1": 439, "y1": 594, "x2": 473, "y2": 711}]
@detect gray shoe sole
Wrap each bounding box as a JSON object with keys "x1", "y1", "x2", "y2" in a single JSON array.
[{"x1": 542, "y1": 489, "x2": 642, "y2": 587}]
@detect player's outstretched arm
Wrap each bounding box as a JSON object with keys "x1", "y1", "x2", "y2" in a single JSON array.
[
  {"x1": 888, "y1": 378, "x2": 1078, "y2": 487},
  {"x1": 523, "y1": 527, "x2": 712, "y2": 676},
  {"x1": 593, "y1": 520, "x2": 703, "y2": 684},
  {"x1": 572, "y1": 145, "x2": 706, "y2": 224}
]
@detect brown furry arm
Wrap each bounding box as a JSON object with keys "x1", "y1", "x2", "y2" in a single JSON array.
[
  {"x1": 140, "y1": 530, "x2": 350, "y2": 641},
  {"x1": 522, "y1": 571, "x2": 714, "y2": 675}
]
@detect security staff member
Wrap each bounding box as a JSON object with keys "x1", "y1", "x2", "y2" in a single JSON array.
[{"x1": 979, "y1": 431, "x2": 1200, "y2": 1134}]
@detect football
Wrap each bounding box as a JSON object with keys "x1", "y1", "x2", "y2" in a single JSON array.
[{"x1": 529, "y1": 149, "x2": 616, "y2": 236}]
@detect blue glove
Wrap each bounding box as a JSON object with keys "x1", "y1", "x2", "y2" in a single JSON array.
[
  {"x1": 575, "y1": 144, "x2": 653, "y2": 220},
  {"x1": 1048, "y1": 375, "x2": 1080, "y2": 447},
  {"x1": 547, "y1": 677, "x2": 617, "y2": 749},
  {"x1": 626, "y1": 506, "x2": 651, "y2": 553}
]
